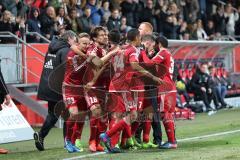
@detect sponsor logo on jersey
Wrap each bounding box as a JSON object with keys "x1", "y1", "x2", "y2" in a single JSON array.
[{"x1": 44, "y1": 59, "x2": 53, "y2": 69}]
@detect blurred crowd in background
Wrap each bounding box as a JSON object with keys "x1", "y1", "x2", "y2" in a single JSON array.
[{"x1": 0, "y1": 0, "x2": 240, "y2": 43}]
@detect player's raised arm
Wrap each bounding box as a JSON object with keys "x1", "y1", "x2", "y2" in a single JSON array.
[
  {"x1": 126, "y1": 29, "x2": 163, "y2": 85},
  {"x1": 100, "y1": 46, "x2": 120, "y2": 65}
]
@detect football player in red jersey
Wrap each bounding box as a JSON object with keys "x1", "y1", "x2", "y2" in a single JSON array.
[
  {"x1": 133, "y1": 34, "x2": 159, "y2": 149},
  {"x1": 133, "y1": 22, "x2": 164, "y2": 148},
  {"x1": 143, "y1": 36, "x2": 177, "y2": 149},
  {"x1": 62, "y1": 33, "x2": 91, "y2": 153},
  {"x1": 100, "y1": 28, "x2": 162, "y2": 153},
  {"x1": 82, "y1": 26, "x2": 120, "y2": 152}
]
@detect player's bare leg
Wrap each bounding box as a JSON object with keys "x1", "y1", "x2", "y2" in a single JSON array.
[{"x1": 65, "y1": 106, "x2": 85, "y2": 153}]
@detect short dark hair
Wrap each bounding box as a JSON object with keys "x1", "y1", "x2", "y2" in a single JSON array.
[
  {"x1": 156, "y1": 36, "x2": 168, "y2": 48},
  {"x1": 208, "y1": 65, "x2": 214, "y2": 70},
  {"x1": 111, "y1": 7, "x2": 119, "y2": 12},
  {"x1": 70, "y1": 8, "x2": 77, "y2": 13},
  {"x1": 141, "y1": 34, "x2": 155, "y2": 42},
  {"x1": 127, "y1": 28, "x2": 140, "y2": 41},
  {"x1": 201, "y1": 63, "x2": 208, "y2": 67},
  {"x1": 109, "y1": 29, "x2": 121, "y2": 44},
  {"x1": 90, "y1": 26, "x2": 106, "y2": 39}
]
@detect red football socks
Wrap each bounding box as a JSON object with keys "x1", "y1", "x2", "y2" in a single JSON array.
[
  {"x1": 71, "y1": 121, "x2": 85, "y2": 143},
  {"x1": 162, "y1": 113, "x2": 176, "y2": 143},
  {"x1": 143, "y1": 120, "x2": 151, "y2": 143},
  {"x1": 89, "y1": 116, "x2": 98, "y2": 142},
  {"x1": 65, "y1": 120, "x2": 75, "y2": 141}
]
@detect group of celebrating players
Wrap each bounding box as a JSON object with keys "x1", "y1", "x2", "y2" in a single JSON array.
[{"x1": 61, "y1": 22, "x2": 177, "y2": 153}]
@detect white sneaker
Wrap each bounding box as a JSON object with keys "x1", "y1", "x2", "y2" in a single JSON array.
[{"x1": 208, "y1": 110, "x2": 217, "y2": 116}]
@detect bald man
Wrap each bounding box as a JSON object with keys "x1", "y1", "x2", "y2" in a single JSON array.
[{"x1": 138, "y1": 22, "x2": 153, "y2": 36}]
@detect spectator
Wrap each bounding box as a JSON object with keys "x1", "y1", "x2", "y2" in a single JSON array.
[
  {"x1": 78, "y1": 6, "x2": 92, "y2": 33},
  {"x1": 208, "y1": 66, "x2": 228, "y2": 109},
  {"x1": 224, "y1": 3, "x2": 239, "y2": 37},
  {"x1": 25, "y1": 0, "x2": 47, "y2": 10},
  {"x1": 167, "y1": 2, "x2": 179, "y2": 17},
  {"x1": 106, "y1": 8, "x2": 120, "y2": 31},
  {"x1": 139, "y1": 0, "x2": 157, "y2": 31},
  {"x1": 183, "y1": 0, "x2": 199, "y2": 24},
  {"x1": 56, "y1": 7, "x2": 71, "y2": 30},
  {"x1": 101, "y1": 0, "x2": 111, "y2": 25},
  {"x1": 190, "y1": 63, "x2": 219, "y2": 115},
  {"x1": 163, "y1": 15, "x2": 178, "y2": 39},
  {"x1": 120, "y1": 0, "x2": 135, "y2": 27},
  {"x1": 235, "y1": 6, "x2": 240, "y2": 40},
  {"x1": 212, "y1": 5, "x2": 227, "y2": 36},
  {"x1": 40, "y1": 6, "x2": 58, "y2": 40},
  {"x1": 205, "y1": 19, "x2": 215, "y2": 40},
  {"x1": 66, "y1": 0, "x2": 83, "y2": 17},
  {"x1": 68, "y1": 8, "x2": 82, "y2": 34},
  {"x1": 0, "y1": 2, "x2": 6, "y2": 18},
  {"x1": 177, "y1": 20, "x2": 188, "y2": 39},
  {"x1": 86, "y1": 0, "x2": 104, "y2": 26},
  {"x1": 26, "y1": 7, "x2": 42, "y2": 43},
  {"x1": 133, "y1": 0, "x2": 145, "y2": 28},
  {"x1": 182, "y1": 32, "x2": 190, "y2": 40},
  {"x1": 196, "y1": 19, "x2": 208, "y2": 40},
  {"x1": 48, "y1": 0, "x2": 62, "y2": 9},
  {"x1": 154, "y1": 0, "x2": 168, "y2": 34},
  {"x1": 0, "y1": 0, "x2": 25, "y2": 17},
  {"x1": 120, "y1": 16, "x2": 131, "y2": 35},
  {"x1": 0, "y1": 10, "x2": 23, "y2": 43}
]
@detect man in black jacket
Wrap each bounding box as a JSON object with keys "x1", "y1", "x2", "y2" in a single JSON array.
[
  {"x1": 79, "y1": 7, "x2": 92, "y2": 33},
  {"x1": 106, "y1": 8, "x2": 121, "y2": 31},
  {"x1": 40, "y1": 6, "x2": 57, "y2": 40},
  {"x1": 34, "y1": 30, "x2": 77, "y2": 151},
  {"x1": 191, "y1": 63, "x2": 219, "y2": 115},
  {"x1": 0, "y1": 65, "x2": 11, "y2": 154}
]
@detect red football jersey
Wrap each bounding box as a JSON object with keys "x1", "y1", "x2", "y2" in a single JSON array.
[
  {"x1": 109, "y1": 45, "x2": 140, "y2": 92},
  {"x1": 86, "y1": 43, "x2": 106, "y2": 57},
  {"x1": 63, "y1": 50, "x2": 87, "y2": 85},
  {"x1": 143, "y1": 48, "x2": 174, "y2": 82},
  {"x1": 84, "y1": 43, "x2": 109, "y2": 88}
]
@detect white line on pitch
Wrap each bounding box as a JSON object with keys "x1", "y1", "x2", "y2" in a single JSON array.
[
  {"x1": 178, "y1": 129, "x2": 240, "y2": 142},
  {"x1": 62, "y1": 152, "x2": 106, "y2": 160},
  {"x1": 63, "y1": 129, "x2": 240, "y2": 160}
]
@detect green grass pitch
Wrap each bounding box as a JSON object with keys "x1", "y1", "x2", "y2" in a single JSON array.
[{"x1": 1, "y1": 108, "x2": 240, "y2": 160}]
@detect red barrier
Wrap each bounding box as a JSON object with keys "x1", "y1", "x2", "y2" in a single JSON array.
[
  {"x1": 21, "y1": 44, "x2": 49, "y2": 126},
  {"x1": 233, "y1": 45, "x2": 240, "y2": 73},
  {"x1": 24, "y1": 44, "x2": 49, "y2": 83}
]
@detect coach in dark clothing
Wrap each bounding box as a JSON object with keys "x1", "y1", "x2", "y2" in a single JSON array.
[
  {"x1": 191, "y1": 64, "x2": 219, "y2": 113},
  {"x1": 34, "y1": 30, "x2": 77, "y2": 151}
]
